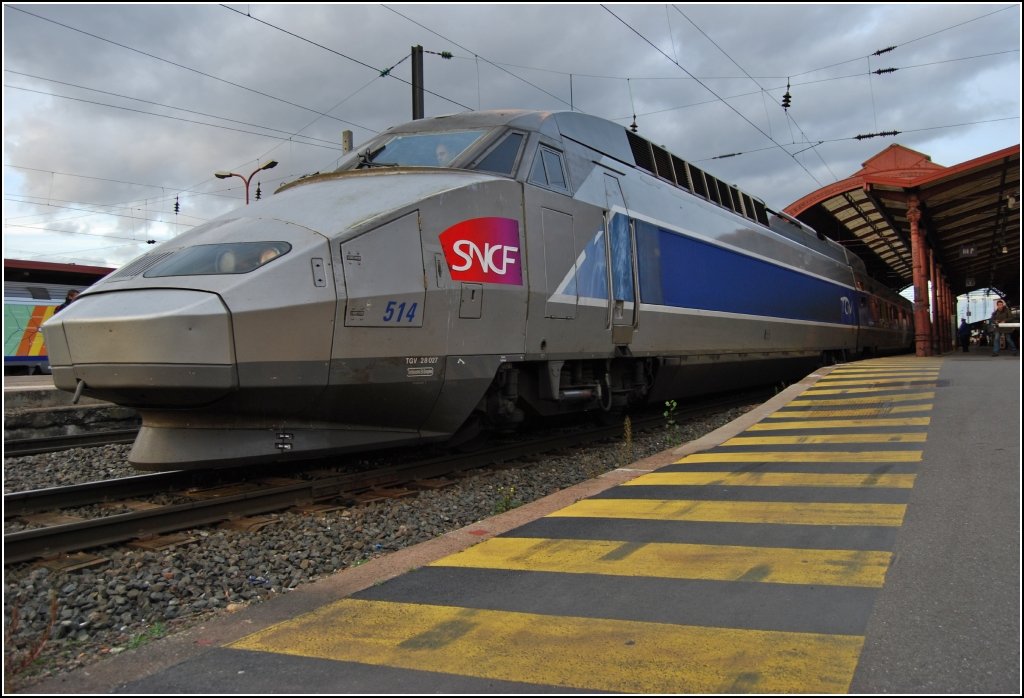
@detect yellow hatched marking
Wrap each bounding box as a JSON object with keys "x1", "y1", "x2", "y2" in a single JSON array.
[
  {"x1": 827, "y1": 364, "x2": 937, "y2": 370},
  {"x1": 432, "y1": 537, "x2": 892, "y2": 588},
  {"x1": 748, "y1": 417, "x2": 931, "y2": 430},
  {"x1": 230, "y1": 599, "x2": 864, "y2": 693},
  {"x1": 788, "y1": 392, "x2": 934, "y2": 406},
  {"x1": 628, "y1": 471, "x2": 916, "y2": 489},
  {"x1": 838, "y1": 358, "x2": 941, "y2": 364},
  {"x1": 820, "y1": 368, "x2": 939, "y2": 374},
  {"x1": 827, "y1": 372, "x2": 937, "y2": 379},
  {"x1": 822, "y1": 367, "x2": 938, "y2": 373},
  {"x1": 812, "y1": 378, "x2": 938, "y2": 388},
  {"x1": 823, "y1": 369, "x2": 939, "y2": 375},
  {"x1": 769, "y1": 405, "x2": 932, "y2": 418},
  {"x1": 678, "y1": 450, "x2": 922, "y2": 462},
  {"x1": 548, "y1": 499, "x2": 906, "y2": 527},
  {"x1": 722, "y1": 433, "x2": 926, "y2": 445},
  {"x1": 800, "y1": 386, "x2": 936, "y2": 396}
]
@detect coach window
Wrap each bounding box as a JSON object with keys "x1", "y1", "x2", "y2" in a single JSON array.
[
  {"x1": 528, "y1": 146, "x2": 569, "y2": 193},
  {"x1": 473, "y1": 132, "x2": 525, "y2": 175}
]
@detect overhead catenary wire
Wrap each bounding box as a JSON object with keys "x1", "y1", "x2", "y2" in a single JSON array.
[
  {"x1": 381, "y1": 4, "x2": 574, "y2": 110},
  {"x1": 602, "y1": 4, "x2": 824, "y2": 188},
  {"x1": 5, "y1": 84, "x2": 348, "y2": 152},
  {"x1": 221, "y1": 4, "x2": 475, "y2": 113},
  {"x1": 4, "y1": 4, "x2": 1017, "y2": 267},
  {"x1": 8, "y1": 5, "x2": 377, "y2": 133}
]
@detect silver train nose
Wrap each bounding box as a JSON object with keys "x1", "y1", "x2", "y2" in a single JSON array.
[{"x1": 43, "y1": 289, "x2": 236, "y2": 406}]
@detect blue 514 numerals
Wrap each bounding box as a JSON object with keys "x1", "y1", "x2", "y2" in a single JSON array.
[{"x1": 382, "y1": 300, "x2": 418, "y2": 323}]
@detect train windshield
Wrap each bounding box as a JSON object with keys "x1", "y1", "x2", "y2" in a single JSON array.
[
  {"x1": 354, "y1": 129, "x2": 488, "y2": 168},
  {"x1": 143, "y1": 242, "x2": 292, "y2": 277}
]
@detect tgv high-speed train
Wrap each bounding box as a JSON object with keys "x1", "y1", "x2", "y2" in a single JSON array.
[{"x1": 43, "y1": 110, "x2": 912, "y2": 469}]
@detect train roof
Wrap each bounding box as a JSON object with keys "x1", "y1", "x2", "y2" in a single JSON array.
[
  {"x1": 385, "y1": 109, "x2": 558, "y2": 133},
  {"x1": 338, "y1": 111, "x2": 863, "y2": 276}
]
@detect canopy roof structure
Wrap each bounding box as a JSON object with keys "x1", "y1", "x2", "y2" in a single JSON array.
[{"x1": 785, "y1": 144, "x2": 1020, "y2": 307}]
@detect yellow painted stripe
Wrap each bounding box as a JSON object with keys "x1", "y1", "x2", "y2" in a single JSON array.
[
  {"x1": 748, "y1": 417, "x2": 931, "y2": 430},
  {"x1": 549, "y1": 499, "x2": 906, "y2": 526},
  {"x1": 827, "y1": 376, "x2": 936, "y2": 381},
  {"x1": 722, "y1": 433, "x2": 926, "y2": 445},
  {"x1": 836, "y1": 359, "x2": 941, "y2": 365},
  {"x1": 809, "y1": 377, "x2": 937, "y2": 384},
  {"x1": 800, "y1": 386, "x2": 936, "y2": 396},
  {"x1": 828, "y1": 370, "x2": 938, "y2": 376},
  {"x1": 230, "y1": 599, "x2": 864, "y2": 693},
  {"x1": 811, "y1": 374, "x2": 937, "y2": 386},
  {"x1": 819, "y1": 369, "x2": 939, "y2": 375},
  {"x1": 788, "y1": 392, "x2": 934, "y2": 405},
  {"x1": 769, "y1": 405, "x2": 932, "y2": 417},
  {"x1": 432, "y1": 537, "x2": 892, "y2": 588},
  {"x1": 678, "y1": 450, "x2": 922, "y2": 462},
  {"x1": 628, "y1": 471, "x2": 916, "y2": 489},
  {"x1": 832, "y1": 363, "x2": 941, "y2": 369}
]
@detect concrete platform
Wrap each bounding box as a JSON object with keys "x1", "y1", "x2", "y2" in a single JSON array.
[
  {"x1": 3, "y1": 374, "x2": 109, "y2": 409},
  {"x1": 3, "y1": 375, "x2": 138, "y2": 440},
  {"x1": 18, "y1": 353, "x2": 1021, "y2": 694}
]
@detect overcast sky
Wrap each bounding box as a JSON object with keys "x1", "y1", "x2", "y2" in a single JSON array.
[{"x1": 2, "y1": 3, "x2": 1020, "y2": 269}]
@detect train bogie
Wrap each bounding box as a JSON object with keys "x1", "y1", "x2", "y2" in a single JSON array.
[{"x1": 42, "y1": 110, "x2": 912, "y2": 469}]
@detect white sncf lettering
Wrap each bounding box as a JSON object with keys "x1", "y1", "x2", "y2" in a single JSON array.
[{"x1": 451, "y1": 240, "x2": 520, "y2": 275}]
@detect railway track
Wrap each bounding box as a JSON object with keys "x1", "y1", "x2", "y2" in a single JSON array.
[
  {"x1": 3, "y1": 390, "x2": 768, "y2": 564},
  {"x1": 3, "y1": 429, "x2": 139, "y2": 457}
]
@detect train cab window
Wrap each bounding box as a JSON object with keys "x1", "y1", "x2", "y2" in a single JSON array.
[
  {"x1": 528, "y1": 146, "x2": 569, "y2": 192},
  {"x1": 352, "y1": 129, "x2": 488, "y2": 168},
  {"x1": 472, "y1": 132, "x2": 525, "y2": 175},
  {"x1": 144, "y1": 242, "x2": 292, "y2": 277}
]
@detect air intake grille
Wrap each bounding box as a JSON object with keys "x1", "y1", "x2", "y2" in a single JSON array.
[
  {"x1": 106, "y1": 249, "x2": 179, "y2": 281},
  {"x1": 625, "y1": 131, "x2": 655, "y2": 174}
]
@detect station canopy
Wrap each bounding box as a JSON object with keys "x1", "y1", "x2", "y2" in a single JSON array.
[{"x1": 784, "y1": 144, "x2": 1020, "y2": 306}]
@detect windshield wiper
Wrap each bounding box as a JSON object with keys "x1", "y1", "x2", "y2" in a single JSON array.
[{"x1": 357, "y1": 145, "x2": 389, "y2": 168}]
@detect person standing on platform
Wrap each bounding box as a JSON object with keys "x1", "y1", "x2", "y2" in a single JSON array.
[
  {"x1": 55, "y1": 289, "x2": 79, "y2": 313},
  {"x1": 958, "y1": 319, "x2": 971, "y2": 353},
  {"x1": 989, "y1": 299, "x2": 1017, "y2": 357}
]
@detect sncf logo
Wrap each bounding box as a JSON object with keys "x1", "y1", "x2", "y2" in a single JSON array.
[{"x1": 439, "y1": 217, "x2": 522, "y2": 285}]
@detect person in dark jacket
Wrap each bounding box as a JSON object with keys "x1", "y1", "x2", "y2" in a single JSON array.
[
  {"x1": 989, "y1": 299, "x2": 1017, "y2": 356},
  {"x1": 958, "y1": 319, "x2": 971, "y2": 353},
  {"x1": 55, "y1": 289, "x2": 79, "y2": 313}
]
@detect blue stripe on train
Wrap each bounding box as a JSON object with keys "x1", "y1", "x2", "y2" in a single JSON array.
[{"x1": 635, "y1": 220, "x2": 856, "y2": 325}]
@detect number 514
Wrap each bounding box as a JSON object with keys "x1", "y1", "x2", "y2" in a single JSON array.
[{"x1": 383, "y1": 300, "x2": 417, "y2": 323}]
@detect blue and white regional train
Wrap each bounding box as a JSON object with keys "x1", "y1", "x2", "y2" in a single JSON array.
[{"x1": 42, "y1": 110, "x2": 912, "y2": 469}]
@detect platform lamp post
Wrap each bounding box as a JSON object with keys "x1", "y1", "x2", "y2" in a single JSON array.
[{"x1": 214, "y1": 160, "x2": 278, "y2": 204}]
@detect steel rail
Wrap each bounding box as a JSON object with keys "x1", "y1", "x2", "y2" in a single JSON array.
[{"x1": 3, "y1": 429, "x2": 139, "y2": 457}]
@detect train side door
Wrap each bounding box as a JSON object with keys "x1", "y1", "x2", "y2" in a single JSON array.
[{"x1": 604, "y1": 174, "x2": 637, "y2": 346}]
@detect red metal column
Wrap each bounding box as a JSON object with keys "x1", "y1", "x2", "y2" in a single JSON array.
[
  {"x1": 936, "y1": 268, "x2": 947, "y2": 353},
  {"x1": 944, "y1": 275, "x2": 952, "y2": 352},
  {"x1": 933, "y1": 248, "x2": 937, "y2": 350},
  {"x1": 929, "y1": 250, "x2": 939, "y2": 354},
  {"x1": 908, "y1": 198, "x2": 931, "y2": 356},
  {"x1": 945, "y1": 276, "x2": 955, "y2": 352}
]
